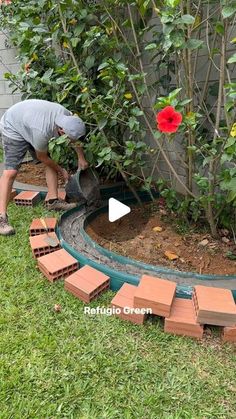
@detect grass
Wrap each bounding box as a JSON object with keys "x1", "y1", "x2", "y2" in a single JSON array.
[{"x1": 0, "y1": 203, "x2": 236, "y2": 419}]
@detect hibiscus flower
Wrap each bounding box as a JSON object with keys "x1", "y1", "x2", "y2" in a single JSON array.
[{"x1": 156, "y1": 106, "x2": 182, "y2": 133}]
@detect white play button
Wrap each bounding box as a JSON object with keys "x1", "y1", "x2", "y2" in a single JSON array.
[{"x1": 108, "y1": 198, "x2": 131, "y2": 222}]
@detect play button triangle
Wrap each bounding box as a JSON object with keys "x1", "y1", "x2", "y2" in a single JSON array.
[{"x1": 108, "y1": 198, "x2": 131, "y2": 222}]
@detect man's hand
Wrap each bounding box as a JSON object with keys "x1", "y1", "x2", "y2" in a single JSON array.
[{"x1": 78, "y1": 158, "x2": 89, "y2": 171}]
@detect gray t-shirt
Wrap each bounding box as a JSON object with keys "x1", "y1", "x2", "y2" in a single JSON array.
[{"x1": 0, "y1": 99, "x2": 71, "y2": 152}]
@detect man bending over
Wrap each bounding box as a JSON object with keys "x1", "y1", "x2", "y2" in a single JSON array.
[{"x1": 0, "y1": 99, "x2": 88, "y2": 236}]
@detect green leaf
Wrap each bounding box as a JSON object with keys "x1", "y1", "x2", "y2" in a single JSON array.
[
  {"x1": 185, "y1": 39, "x2": 204, "y2": 50},
  {"x1": 169, "y1": 87, "x2": 182, "y2": 99},
  {"x1": 123, "y1": 159, "x2": 133, "y2": 167},
  {"x1": 228, "y1": 53, "x2": 236, "y2": 63},
  {"x1": 166, "y1": 0, "x2": 180, "y2": 6},
  {"x1": 222, "y1": 6, "x2": 236, "y2": 19},
  {"x1": 178, "y1": 98, "x2": 192, "y2": 106},
  {"x1": 170, "y1": 30, "x2": 185, "y2": 48},
  {"x1": 144, "y1": 43, "x2": 157, "y2": 50},
  {"x1": 225, "y1": 101, "x2": 234, "y2": 112},
  {"x1": 221, "y1": 177, "x2": 236, "y2": 192},
  {"x1": 226, "y1": 251, "x2": 236, "y2": 260},
  {"x1": 98, "y1": 118, "x2": 108, "y2": 130},
  {"x1": 71, "y1": 37, "x2": 79, "y2": 48},
  {"x1": 74, "y1": 23, "x2": 85, "y2": 36},
  {"x1": 56, "y1": 90, "x2": 69, "y2": 103},
  {"x1": 128, "y1": 116, "x2": 139, "y2": 130},
  {"x1": 215, "y1": 22, "x2": 224, "y2": 35},
  {"x1": 54, "y1": 135, "x2": 69, "y2": 145},
  {"x1": 98, "y1": 62, "x2": 109, "y2": 71},
  {"x1": 41, "y1": 68, "x2": 54, "y2": 84},
  {"x1": 85, "y1": 56, "x2": 95, "y2": 69},
  {"x1": 225, "y1": 137, "x2": 236, "y2": 148},
  {"x1": 180, "y1": 14, "x2": 195, "y2": 24}
]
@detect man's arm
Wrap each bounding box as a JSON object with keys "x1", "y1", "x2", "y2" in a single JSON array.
[
  {"x1": 73, "y1": 144, "x2": 89, "y2": 170},
  {"x1": 36, "y1": 151, "x2": 69, "y2": 182}
]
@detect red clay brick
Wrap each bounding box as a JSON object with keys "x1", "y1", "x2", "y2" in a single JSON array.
[
  {"x1": 193, "y1": 285, "x2": 236, "y2": 326},
  {"x1": 222, "y1": 325, "x2": 236, "y2": 343},
  {"x1": 65, "y1": 266, "x2": 110, "y2": 303},
  {"x1": 133, "y1": 275, "x2": 176, "y2": 317},
  {"x1": 29, "y1": 233, "x2": 60, "y2": 258},
  {"x1": 29, "y1": 218, "x2": 57, "y2": 236},
  {"x1": 37, "y1": 249, "x2": 78, "y2": 282},
  {"x1": 111, "y1": 283, "x2": 147, "y2": 324},
  {"x1": 77, "y1": 265, "x2": 109, "y2": 285},
  {"x1": 14, "y1": 191, "x2": 41, "y2": 206},
  {"x1": 164, "y1": 298, "x2": 204, "y2": 339}
]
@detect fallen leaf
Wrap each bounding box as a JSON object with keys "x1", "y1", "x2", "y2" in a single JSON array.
[
  {"x1": 54, "y1": 304, "x2": 62, "y2": 312},
  {"x1": 153, "y1": 226, "x2": 163, "y2": 232},
  {"x1": 199, "y1": 239, "x2": 209, "y2": 247},
  {"x1": 164, "y1": 251, "x2": 179, "y2": 261}
]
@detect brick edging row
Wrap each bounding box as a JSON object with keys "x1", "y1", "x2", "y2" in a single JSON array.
[{"x1": 29, "y1": 217, "x2": 236, "y2": 343}]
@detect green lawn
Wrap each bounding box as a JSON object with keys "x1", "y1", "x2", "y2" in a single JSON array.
[{"x1": 0, "y1": 203, "x2": 236, "y2": 419}]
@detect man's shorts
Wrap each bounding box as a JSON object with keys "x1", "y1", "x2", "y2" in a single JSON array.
[{"x1": 2, "y1": 135, "x2": 38, "y2": 170}]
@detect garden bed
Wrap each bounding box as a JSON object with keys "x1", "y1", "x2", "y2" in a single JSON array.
[
  {"x1": 17, "y1": 162, "x2": 120, "y2": 188},
  {"x1": 86, "y1": 201, "x2": 236, "y2": 276},
  {"x1": 17, "y1": 162, "x2": 65, "y2": 187}
]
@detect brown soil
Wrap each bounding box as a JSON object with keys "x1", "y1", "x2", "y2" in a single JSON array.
[
  {"x1": 17, "y1": 162, "x2": 64, "y2": 187},
  {"x1": 17, "y1": 162, "x2": 116, "y2": 187},
  {"x1": 86, "y1": 202, "x2": 236, "y2": 276}
]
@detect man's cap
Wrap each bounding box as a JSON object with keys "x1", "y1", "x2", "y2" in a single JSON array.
[{"x1": 55, "y1": 114, "x2": 86, "y2": 140}]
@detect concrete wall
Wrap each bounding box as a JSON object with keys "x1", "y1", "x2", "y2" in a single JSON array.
[{"x1": 0, "y1": 32, "x2": 21, "y2": 120}]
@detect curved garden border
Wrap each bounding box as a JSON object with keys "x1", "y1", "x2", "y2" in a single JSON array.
[
  {"x1": 57, "y1": 192, "x2": 236, "y2": 300},
  {"x1": 9, "y1": 166, "x2": 236, "y2": 300}
]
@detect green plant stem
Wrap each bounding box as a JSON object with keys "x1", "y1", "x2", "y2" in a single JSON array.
[
  {"x1": 129, "y1": 75, "x2": 196, "y2": 198},
  {"x1": 206, "y1": 13, "x2": 227, "y2": 238},
  {"x1": 115, "y1": 161, "x2": 143, "y2": 206}
]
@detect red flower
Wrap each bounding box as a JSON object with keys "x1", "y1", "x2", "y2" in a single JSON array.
[{"x1": 156, "y1": 106, "x2": 182, "y2": 133}]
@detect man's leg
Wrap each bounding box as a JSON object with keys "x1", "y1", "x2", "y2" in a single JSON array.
[
  {"x1": 0, "y1": 135, "x2": 30, "y2": 235},
  {"x1": 45, "y1": 165, "x2": 58, "y2": 200},
  {"x1": 44, "y1": 165, "x2": 77, "y2": 211},
  {"x1": 0, "y1": 169, "x2": 17, "y2": 235}
]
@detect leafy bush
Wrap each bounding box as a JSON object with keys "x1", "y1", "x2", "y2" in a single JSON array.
[
  {"x1": 1, "y1": 0, "x2": 236, "y2": 236},
  {"x1": 48, "y1": 135, "x2": 77, "y2": 172}
]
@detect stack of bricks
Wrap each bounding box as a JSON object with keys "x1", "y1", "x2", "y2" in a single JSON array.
[
  {"x1": 111, "y1": 283, "x2": 147, "y2": 324},
  {"x1": 193, "y1": 285, "x2": 236, "y2": 327},
  {"x1": 65, "y1": 265, "x2": 110, "y2": 302},
  {"x1": 37, "y1": 248, "x2": 79, "y2": 282},
  {"x1": 111, "y1": 275, "x2": 177, "y2": 325},
  {"x1": 133, "y1": 275, "x2": 176, "y2": 317},
  {"x1": 164, "y1": 298, "x2": 204, "y2": 339},
  {"x1": 14, "y1": 191, "x2": 41, "y2": 206}
]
